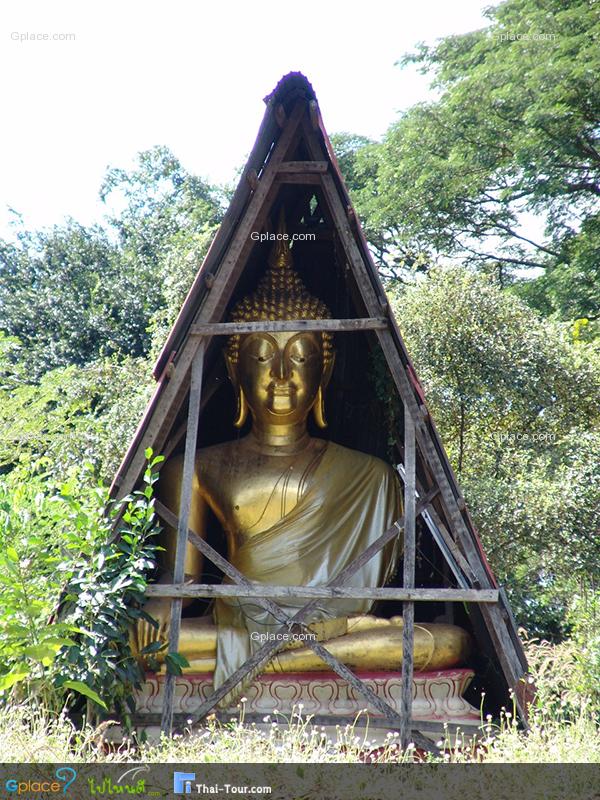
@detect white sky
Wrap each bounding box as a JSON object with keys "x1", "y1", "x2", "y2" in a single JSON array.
[{"x1": 0, "y1": 0, "x2": 493, "y2": 239}]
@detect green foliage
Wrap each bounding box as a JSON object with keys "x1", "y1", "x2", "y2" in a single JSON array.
[
  {"x1": 0, "y1": 456, "x2": 162, "y2": 724},
  {"x1": 393, "y1": 267, "x2": 600, "y2": 637},
  {"x1": 0, "y1": 147, "x2": 224, "y2": 379},
  {"x1": 335, "y1": 0, "x2": 600, "y2": 321},
  {"x1": 0, "y1": 477, "x2": 80, "y2": 705},
  {"x1": 0, "y1": 342, "x2": 153, "y2": 482},
  {"x1": 566, "y1": 588, "x2": 600, "y2": 715},
  {"x1": 100, "y1": 145, "x2": 224, "y2": 358},
  {"x1": 514, "y1": 214, "x2": 600, "y2": 333},
  {"x1": 0, "y1": 223, "x2": 148, "y2": 377},
  {"x1": 0, "y1": 468, "x2": 99, "y2": 708},
  {"x1": 394, "y1": 267, "x2": 600, "y2": 468},
  {"x1": 54, "y1": 454, "x2": 163, "y2": 725}
]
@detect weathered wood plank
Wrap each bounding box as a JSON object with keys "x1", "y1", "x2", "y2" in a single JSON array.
[
  {"x1": 275, "y1": 173, "x2": 325, "y2": 185},
  {"x1": 160, "y1": 361, "x2": 225, "y2": 464},
  {"x1": 113, "y1": 101, "x2": 306, "y2": 503},
  {"x1": 309, "y1": 99, "x2": 320, "y2": 131},
  {"x1": 189, "y1": 318, "x2": 387, "y2": 336},
  {"x1": 274, "y1": 103, "x2": 286, "y2": 128},
  {"x1": 278, "y1": 160, "x2": 328, "y2": 173},
  {"x1": 314, "y1": 166, "x2": 527, "y2": 697},
  {"x1": 396, "y1": 458, "x2": 475, "y2": 587},
  {"x1": 160, "y1": 343, "x2": 205, "y2": 736},
  {"x1": 132, "y1": 712, "x2": 465, "y2": 740},
  {"x1": 165, "y1": 488, "x2": 438, "y2": 722},
  {"x1": 145, "y1": 584, "x2": 500, "y2": 602},
  {"x1": 400, "y1": 410, "x2": 416, "y2": 749},
  {"x1": 246, "y1": 169, "x2": 258, "y2": 191}
]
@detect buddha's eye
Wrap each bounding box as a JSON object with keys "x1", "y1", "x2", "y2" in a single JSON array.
[
  {"x1": 257, "y1": 355, "x2": 270, "y2": 363},
  {"x1": 291, "y1": 354, "x2": 306, "y2": 364}
]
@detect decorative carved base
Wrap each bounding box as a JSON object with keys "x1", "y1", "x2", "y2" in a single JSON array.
[{"x1": 136, "y1": 669, "x2": 480, "y2": 726}]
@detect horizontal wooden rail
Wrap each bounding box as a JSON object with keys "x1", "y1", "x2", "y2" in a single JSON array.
[
  {"x1": 277, "y1": 160, "x2": 328, "y2": 173},
  {"x1": 131, "y1": 712, "x2": 480, "y2": 736},
  {"x1": 189, "y1": 318, "x2": 388, "y2": 336},
  {"x1": 144, "y1": 584, "x2": 500, "y2": 603}
]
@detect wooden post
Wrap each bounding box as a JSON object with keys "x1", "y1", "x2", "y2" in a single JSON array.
[
  {"x1": 160, "y1": 343, "x2": 205, "y2": 736},
  {"x1": 400, "y1": 409, "x2": 416, "y2": 749}
]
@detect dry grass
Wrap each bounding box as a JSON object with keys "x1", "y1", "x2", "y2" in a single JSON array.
[
  {"x1": 1, "y1": 700, "x2": 598, "y2": 764},
  {"x1": 1, "y1": 639, "x2": 598, "y2": 764}
]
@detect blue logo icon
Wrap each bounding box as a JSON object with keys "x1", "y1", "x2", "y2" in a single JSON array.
[
  {"x1": 173, "y1": 772, "x2": 196, "y2": 794},
  {"x1": 56, "y1": 768, "x2": 77, "y2": 793}
]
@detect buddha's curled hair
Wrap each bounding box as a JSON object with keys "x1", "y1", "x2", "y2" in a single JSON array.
[{"x1": 226, "y1": 231, "x2": 333, "y2": 366}]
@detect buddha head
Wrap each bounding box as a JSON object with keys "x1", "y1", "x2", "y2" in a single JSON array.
[{"x1": 225, "y1": 219, "x2": 334, "y2": 431}]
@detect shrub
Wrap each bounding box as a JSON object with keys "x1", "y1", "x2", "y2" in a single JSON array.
[{"x1": 0, "y1": 453, "x2": 163, "y2": 725}]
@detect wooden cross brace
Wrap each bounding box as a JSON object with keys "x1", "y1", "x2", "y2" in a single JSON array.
[
  {"x1": 154, "y1": 486, "x2": 438, "y2": 747},
  {"x1": 152, "y1": 323, "x2": 437, "y2": 751}
]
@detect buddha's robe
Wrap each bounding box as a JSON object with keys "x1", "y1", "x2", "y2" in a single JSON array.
[{"x1": 213, "y1": 442, "x2": 403, "y2": 689}]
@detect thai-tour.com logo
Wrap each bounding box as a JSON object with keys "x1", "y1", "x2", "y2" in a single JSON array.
[
  {"x1": 173, "y1": 772, "x2": 272, "y2": 795},
  {"x1": 5, "y1": 767, "x2": 77, "y2": 794}
]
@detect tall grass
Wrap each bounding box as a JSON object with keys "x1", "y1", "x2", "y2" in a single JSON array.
[{"x1": 1, "y1": 637, "x2": 598, "y2": 763}]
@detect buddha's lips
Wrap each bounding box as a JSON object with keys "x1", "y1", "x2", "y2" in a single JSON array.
[
  {"x1": 269, "y1": 385, "x2": 296, "y2": 413},
  {"x1": 270, "y1": 385, "x2": 295, "y2": 397}
]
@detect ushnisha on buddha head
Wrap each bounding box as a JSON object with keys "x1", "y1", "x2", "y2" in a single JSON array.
[{"x1": 225, "y1": 216, "x2": 335, "y2": 430}]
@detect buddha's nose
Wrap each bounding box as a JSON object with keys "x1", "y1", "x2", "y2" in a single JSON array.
[{"x1": 271, "y1": 354, "x2": 291, "y2": 381}]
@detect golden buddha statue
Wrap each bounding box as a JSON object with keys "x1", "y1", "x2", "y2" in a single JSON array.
[{"x1": 135, "y1": 224, "x2": 471, "y2": 690}]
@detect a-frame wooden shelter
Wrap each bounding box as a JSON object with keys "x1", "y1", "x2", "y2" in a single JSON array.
[{"x1": 111, "y1": 73, "x2": 529, "y2": 747}]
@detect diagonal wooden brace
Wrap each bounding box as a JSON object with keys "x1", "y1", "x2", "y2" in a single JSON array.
[{"x1": 154, "y1": 488, "x2": 439, "y2": 734}]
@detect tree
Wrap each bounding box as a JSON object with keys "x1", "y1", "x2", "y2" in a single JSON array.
[
  {"x1": 0, "y1": 147, "x2": 224, "y2": 378},
  {"x1": 339, "y1": 0, "x2": 600, "y2": 318},
  {"x1": 0, "y1": 224, "x2": 136, "y2": 376},
  {"x1": 100, "y1": 146, "x2": 224, "y2": 357},
  {"x1": 0, "y1": 337, "x2": 153, "y2": 482},
  {"x1": 393, "y1": 267, "x2": 600, "y2": 636}
]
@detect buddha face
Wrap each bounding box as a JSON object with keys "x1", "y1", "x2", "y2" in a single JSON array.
[{"x1": 236, "y1": 331, "x2": 323, "y2": 426}]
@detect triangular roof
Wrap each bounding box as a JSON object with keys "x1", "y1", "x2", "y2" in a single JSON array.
[{"x1": 111, "y1": 72, "x2": 529, "y2": 724}]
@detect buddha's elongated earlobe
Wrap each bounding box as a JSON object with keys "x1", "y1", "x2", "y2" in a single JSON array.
[
  {"x1": 312, "y1": 385, "x2": 327, "y2": 428},
  {"x1": 225, "y1": 350, "x2": 248, "y2": 428},
  {"x1": 233, "y1": 386, "x2": 249, "y2": 428}
]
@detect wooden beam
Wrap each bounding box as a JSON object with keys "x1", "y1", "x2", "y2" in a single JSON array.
[
  {"x1": 275, "y1": 174, "x2": 323, "y2": 185},
  {"x1": 246, "y1": 169, "x2": 258, "y2": 191},
  {"x1": 395, "y1": 458, "x2": 474, "y2": 587},
  {"x1": 189, "y1": 318, "x2": 387, "y2": 336},
  {"x1": 308, "y1": 99, "x2": 319, "y2": 131},
  {"x1": 161, "y1": 361, "x2": 226, "y2": 463},
  {"x1": 145, "y1": 584, "x2": 500, "y2": 602},
  {"x1": 400, "y1": 410, "x2": 416, "y2": 749},
  {"x1": 133, "y1": 712, "x2": 463, "y2": 740},
  {"x1": 278, "y1": 160, "x2": 328, "y2": 173},
  {"x1": 160, "y1": 343, "x2": 205, "y2": 736},
  {"x1": 113, "y1": 100, "x2": 306, "y2": 502},
  {"x1": 156, "y1": 487, "x2": 438, "y2": 723},
  {"x1": 274, "y1": 103, "x2": 286, "y2": 128},
  {"x1": 312, "y1": 163, "x2": 527, "y2": 697}
]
